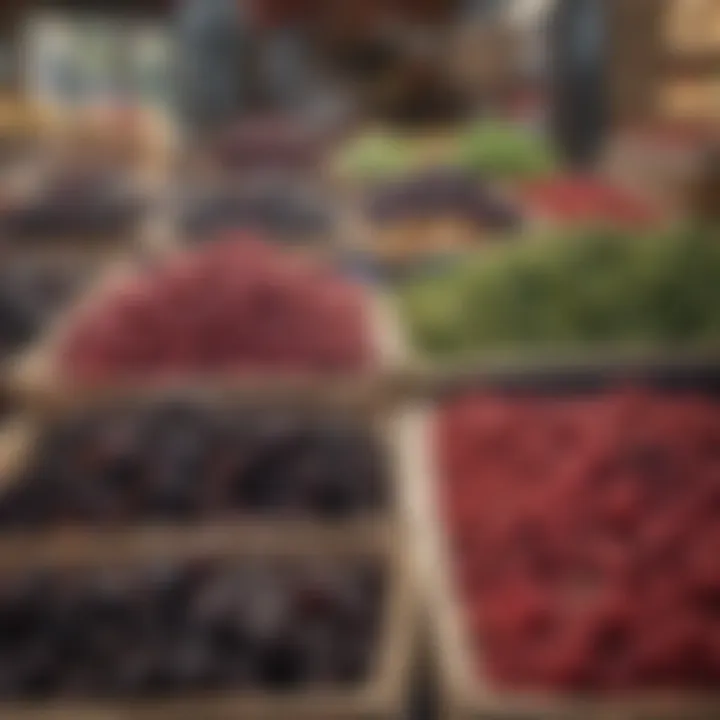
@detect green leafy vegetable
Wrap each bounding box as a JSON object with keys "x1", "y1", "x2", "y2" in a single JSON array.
[
  {"x1": 456, "y1": 121, "x2": 556, "y2": 180},
  {"x1": 398, "y1": 225, "x2": 720, "y2": 359},
  {"x1": 335, "y1": 131, "x2": 415, "y2": 183}
]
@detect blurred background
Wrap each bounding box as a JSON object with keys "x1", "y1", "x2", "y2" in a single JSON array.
[{"x1": 0, "y1": 1, "x2": 718, "y2": 718}]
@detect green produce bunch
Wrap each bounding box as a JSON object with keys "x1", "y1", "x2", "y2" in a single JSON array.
[
  {"x1": 334, "y1": 130, "x2": 416, "y2": 183},
  {"x1": 398, "y1": 225, "x2": 720, "y2": 359},
  {"x1": 456, "y1": 121, "x2": 556, "y2": 180}
]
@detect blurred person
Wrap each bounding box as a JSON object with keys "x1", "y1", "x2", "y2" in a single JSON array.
[
  {"x1": 177, "y1": 0, "x2": 249, "y2": 133},
  {"x1": 253, "y1": 0, "x2": 357, "y2": 129},
  {"x1": 548, "y1": 0, "x2": 609, "y2": 168}
]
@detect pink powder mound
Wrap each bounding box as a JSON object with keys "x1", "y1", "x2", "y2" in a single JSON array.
[{"x1": 59, "y1": 235, "x2": 372, "y2": 383}]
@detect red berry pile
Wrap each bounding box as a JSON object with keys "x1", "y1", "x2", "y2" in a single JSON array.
[
  {"x1": 59, "y1": 237, "x2": 371, "y2": 381},
  {"x1": 520, "y1": 176, "x2": 659, "y2": 228},
  {"x1": 437, "y1": 389, "x2": 720, "y2": 692}
]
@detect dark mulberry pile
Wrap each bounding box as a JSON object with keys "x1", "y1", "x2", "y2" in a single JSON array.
[
  {"x1": 437, "y1": 389, "x2": 720, "y2": 691},
  {"x1": 0, "y1": 403, "x2": 386, "y2": 526},
  {"x1": 0, "y1": 559, "x2": 383, "y2": 699}
]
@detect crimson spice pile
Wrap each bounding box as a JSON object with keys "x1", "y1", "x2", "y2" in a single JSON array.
[
  {"x1": 437, "y1": 389, "x2": 720, "y2": 691},
  {"x1": 519, "y1": 176, "x2": 659, "y2": 229}
]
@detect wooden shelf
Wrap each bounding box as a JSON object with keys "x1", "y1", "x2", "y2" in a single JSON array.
[
  {"x1": 664, "y1": 0, "x2": 720, "y2": 56},
  {"x1": 662, "y1": 50, "x2": 720, "y2": 76}
]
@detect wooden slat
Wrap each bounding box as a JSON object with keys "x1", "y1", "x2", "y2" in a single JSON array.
[
  {"x1": 0, "y1": 520, "x2": 393, "y2": 572},
  {"x1": 608, "y1": 0, "x2": 669, "y2": 123}
]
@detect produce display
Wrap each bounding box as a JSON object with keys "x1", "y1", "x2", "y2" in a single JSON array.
[
  {"x1": 334, "y1": 131, "x2": 415, "y2": 184},
  {"x1": 362, "y1": 169, "x2": 521, "y2": 264},
  {"x1": 181, "y1": 183, "x2": 334, "y2": 244},
  {"x1": 0, "y1": 168, "x2": 143, "y2": 241},
  {"x1": 456, "y1": 121, "x2": 556, "y2": 180},
  {"x1": 366, "y1": 169, "x2": 520, "y2": 228},
  {"x1": 0, "y1": 558, "x2": 384, "y2": 699},
  {"x1": 58, "y1": 237, "x2": 371, "y2": 381},
  {"x1": 0, "y1": 403, "x2": 386, "y2": 526},
  {"x1": 3, "y1": 87, "x2": 717, "y2": 717},
  {"x1": 437, "y1": 389, "x2": 720, "y2": 691},
  {"x1": 210, "y1": 117, "x2": 322, "y2": 172},
  {"x1": 520, "y1": 176, "x2": 660, "y2": 228},
  {"x1": 399, "y1": 226, "x2": 720, "y2": 358},
  {"x1": 0, "y1": 260, "x2": 88, "y2": 361}
]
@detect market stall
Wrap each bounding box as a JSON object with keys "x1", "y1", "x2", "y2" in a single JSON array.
[{"x1": 0, "y1": 2, "x2": 717, "y2": 719}]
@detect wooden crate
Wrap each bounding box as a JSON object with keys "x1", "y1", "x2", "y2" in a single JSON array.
[
  {"x1": 398, "y1": 359, "x2": 720, "y2": 720},
  {"x1": 7, "y1": 237, "x2": 408, "y2": 410},
  {"x1": 0, "y1": 373, "x2": 416, "y2": 718},
  {"x1": 0, "y1": 521, "x2": 414, "y2": 720},
  {"x1": 0, "y1": 381, "x2": 410, "y2": 538},
  {"x1": 607, "y1": 0, "x2": 669, "y2": 125}
]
